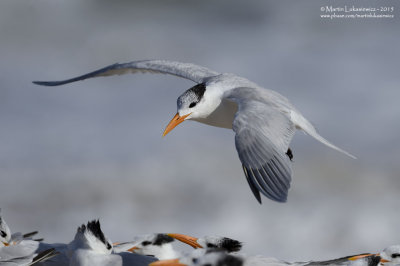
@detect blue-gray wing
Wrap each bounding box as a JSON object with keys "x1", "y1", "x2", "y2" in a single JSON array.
[
  {"x1": 33, "y1": 60, "x2": 220, "y2": 86},
  {"x1": 230, "y1": 92, "x2": 296, "y2": 203}
]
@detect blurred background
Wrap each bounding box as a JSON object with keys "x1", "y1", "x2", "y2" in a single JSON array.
[{"x1": 0, "y1": 0, "x2": 399, "y2": 261}]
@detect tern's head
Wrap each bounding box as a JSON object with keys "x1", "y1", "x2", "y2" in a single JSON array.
[
  {"x1": 380, "y1": 245, "x2": 400, "y2": 264},
  {"x1": 69, "y1": 220, "x2": 112, "y2": 255},
  {"x1": 0, "y1": 209, "x2": 11, "y2": 246},
  {"x1": 131, "y1": 233, "x2": 177, "y2": 260},
  {"x1": 167, "y1": 234, "x2": 242, "y2": 253},
  {"x1": 198, "y1": 236, "x2": 242, "y2": 253},
  {"x1": 163, "y1": 83, "x2": 220, "y2": 136}
]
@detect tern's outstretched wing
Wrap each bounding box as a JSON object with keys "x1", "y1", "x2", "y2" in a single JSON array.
[
  {"x1": 33, "y1": 60, "x2": 220, "y2": 86},
  {"x1": 228, "y1": 89, "x2": 296, "y2": 203}
]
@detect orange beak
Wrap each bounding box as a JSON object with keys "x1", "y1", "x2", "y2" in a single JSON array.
[
  {"x1": 167, "y1": 233, "x2": 203, "y2": 249},
  {"x1": 348, "y1": 254, "x2": 374, "y2": 261},
  {"x1": 163, "y1": 113, "x2": 191, "y2": 137},
  {"x1": 377, "y1": 254, "x2": 389, "y2": 263},
  {"x1": 149, "y1": 258, "x2": 185, "y2": 266},
  {"x1": 127, "y1": 246, "x2": 139, "y2": 252},
  {"x1": 3, "y1": 242, "x2": 9, "y2": 246}
]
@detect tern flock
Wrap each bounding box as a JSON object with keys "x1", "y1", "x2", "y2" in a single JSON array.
[
  {"x1": 0, "y1": 210, "x2": 399, "y2": 266},
  {"x1": 1, "y1": 60, "x2": 393, "y2": 265}
]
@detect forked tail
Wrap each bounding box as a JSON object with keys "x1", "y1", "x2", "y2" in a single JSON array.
[{"x1": 290, "y1": 111, "x2": 356, "y2": 159}]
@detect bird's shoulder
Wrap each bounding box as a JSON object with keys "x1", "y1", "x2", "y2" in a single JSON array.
[{"x1": 211, "y1": 74, "x2": 293, "y2": 110}]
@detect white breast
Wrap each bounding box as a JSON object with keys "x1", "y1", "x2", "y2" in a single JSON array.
[{"x1": 193, "y1": 98, "x2": 238, "y2": 129}]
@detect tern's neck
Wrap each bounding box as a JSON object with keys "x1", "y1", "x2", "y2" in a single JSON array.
[
  {"x1": 156, "y1": 244, "x2": 181, "y2": 260},
  {"x1": 193, "y1": 98, "x2": 237, "y2": 129}
]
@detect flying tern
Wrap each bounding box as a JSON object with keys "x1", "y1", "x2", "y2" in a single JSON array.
[{"x1": 33, "y1": 60, "x2": 355, "y2": 203}]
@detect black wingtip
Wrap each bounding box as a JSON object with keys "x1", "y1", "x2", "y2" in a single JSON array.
[
  {"x1": 256, "y1": 195, "x2": 262, "y2": 204},
  {"x1": 32, "y1": 81, "x2": 66, "y2": 86},
  {"x1": 32, "y1": 63, "x2": 122, "y2": 87},
  {"x1": 23, "y1": 231, "x2": 39, "y2": 238},
  {"x1": 31, "y1": 248, "x2": 59, "y2": 264},
  {"x1": 243, "y1": 165, "x2": 262, "y2": 204},
  {"x1": 243, "y1": 163, "x2": 291, "y2": 204}
]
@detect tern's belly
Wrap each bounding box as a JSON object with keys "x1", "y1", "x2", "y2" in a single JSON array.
[{"x1": 193, "y1": 99, "x2": 238, "y2": 129}]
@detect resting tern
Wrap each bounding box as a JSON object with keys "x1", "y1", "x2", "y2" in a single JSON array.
[
  {"x1": 113, "y1": 233, "x2": 181, "y2": 260},
  {"x1": 67, "y1": 220, "x2": 158, "y2": 266},
  {"x1": 379, "y1": 245, "x2": 400, "y2": 265},
  {"x1": 0, "y1": 210, "x2": 58, "y2": 265},
  {"x1": 0, "y1": 209, "x2": 12, "y2": 247},
  {"x1": 128, "y1": 233, "x2": 181, "y2": 260},
  {"x1": 167, "y1": 233, "x2": 242, "y2": 252},
  {"x1": 33, "y1": 60, "x2": 355, "y2": 203},
  {"x1": 151, "y1": 249, "x2": 382, "y2": 266}
]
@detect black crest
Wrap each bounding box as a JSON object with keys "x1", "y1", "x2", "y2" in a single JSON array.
[
  {"x1": 219, "y1": 238, "x2": 242, "y2": 252},
  {"x1": 78, "y1": 220, "x2": 107, "y2": 246},
  {"x1": 153, "y1": 234, "x2": 174, "y2": 246},
  {"x1": 190, "y1": 83, "x2": 206, "y2": 99},
  {"x1": 177, "y1": 83, "x2": 206, "y2": 108}
]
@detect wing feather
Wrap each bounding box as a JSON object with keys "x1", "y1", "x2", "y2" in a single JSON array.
[
  {"x1": 230, "y1": 94, "x2": 296, "y2": 203},
  {"x1": 33, "y1": 60, "x2": 220, "y2": 86},
  {"x1": 243, "y1": 165, "x2": 262, "y2": 204}
]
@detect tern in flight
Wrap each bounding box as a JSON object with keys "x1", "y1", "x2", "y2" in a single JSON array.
[{"x1": 34, "y1": 60, "x2": 355, "y2": 203}]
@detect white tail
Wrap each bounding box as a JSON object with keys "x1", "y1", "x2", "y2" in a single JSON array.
[{"x1": 290, "y1": 111, "x2": 356, "y2": 159}]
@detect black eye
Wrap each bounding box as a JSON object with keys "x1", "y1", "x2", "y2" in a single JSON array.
[
  {"x1": 107, "y1": 243, "x2": 112, "y2": 250},
  {"x1": 392, "y1": 253, "x2": 400, "y2": 258},
  {"x1": 189, "y1": 102, "x2": 196, "y2": 108},
  {"x1": 0, "y1": 231, "x2": 6, "y2": 238}
]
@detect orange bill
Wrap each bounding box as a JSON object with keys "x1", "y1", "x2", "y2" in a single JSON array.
[
  {"x1": 167, "y1": 233, "x2": 203, "y2": 249},
  {"x1": 127, "y1": 246, "x2": 138, "y2": 252},
  {"x1": 149, "y1": 258, "x2": 185, "y2": 266},
  {"x1": 163, "y1": 113, "x2": 191, "y2": 137},
  {"x1": 348, "y1": 254, "x2": 374, "y2": 261},
  {"x1": 377, "y1": 254, "x2": 389, "y2": 263}
]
